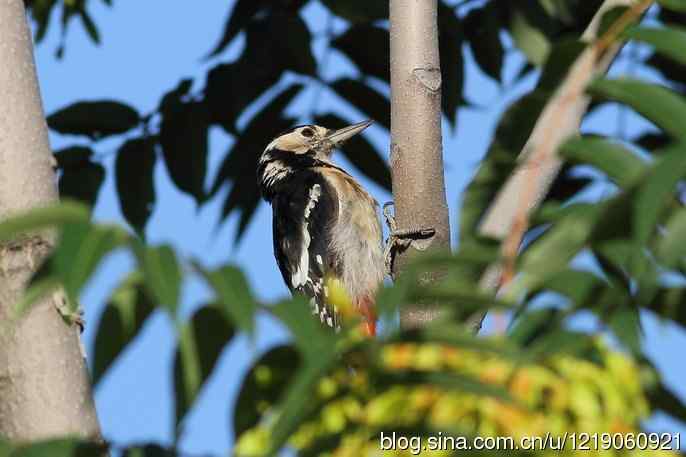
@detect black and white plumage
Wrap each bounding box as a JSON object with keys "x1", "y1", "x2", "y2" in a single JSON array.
[{"x1": 257, "y1": 121, "x2": 384, "y2": 335}]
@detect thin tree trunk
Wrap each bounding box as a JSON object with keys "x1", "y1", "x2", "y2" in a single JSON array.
[
  {"x1": 0, "y1": 0, "x2": 102, "y2": 443},
  {"x1": 389, "y1": 0, "x2": 451, "y2": 329}
]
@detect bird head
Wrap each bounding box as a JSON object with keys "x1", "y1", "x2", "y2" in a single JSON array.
[{"x1": 263, "y1": 120, "x2": 373, "y2": 161}]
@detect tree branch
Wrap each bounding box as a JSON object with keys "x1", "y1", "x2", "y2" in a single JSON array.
[{"x1": 473, "y1": 0, "x2": 653, "y2": 331}]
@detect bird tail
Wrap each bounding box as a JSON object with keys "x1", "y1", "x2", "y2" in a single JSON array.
[{"x1": 325, "y1": 276, "x2": 377, "y2": 337}]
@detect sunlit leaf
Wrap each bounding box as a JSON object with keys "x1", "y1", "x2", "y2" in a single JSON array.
[
  {"x1": 50, "y1": 222, "x2": 128, "y2": 302},
  {"x1": 270, "y1": 296, "x2": 337, "y2": 359},
  {"x1": 174, "y1": 307, "x2": 234, "y2": 427},
  {"x1": 509, "y1": 8, "x2": 550, "y2": 66},
  {"x1": 194, "y1": 263, "x2": 258, "y2": 335},
  {"x1": 634, "y1": 145, "x2": 686, "y2": 244},
  {"x1": 656, "y1": 208, "x2": 686, "y2": 268},
  {"x1": 625, "y1": 25, "x2": 686, "y2": 66},
  {"x1": 0, "y1": 201, "x2": 90, "y2": 243},
  {"x1": 588, "y1": 78, "x2": 686, "y2": 142},
  {"x1": 11, "y1": 438, "x2": 105, "y2": 457},
  {"x1": 93, "y1": 272, "x2": 155, "y2": 386},
  {"x1": 135, "y1": 244, "x2": 182, "y2": 315},
  {"x1": 560, "y1": 136, "x2": 647, "y2": 188}
]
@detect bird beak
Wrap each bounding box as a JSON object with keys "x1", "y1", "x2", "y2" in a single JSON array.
[{"x1": 324, "y1": 120, "x2": 373, "y2": 147}]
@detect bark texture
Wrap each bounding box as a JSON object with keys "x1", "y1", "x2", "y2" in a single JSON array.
[
  {"x1": 389, "y1": 0, "x2": 451, "y2": 328},
  {"x1": 473, "y1": 0, "x2": 648, "y2": 330},
  {"x1": 0, "y1": 0, "x2": 102, "y2": 442}
]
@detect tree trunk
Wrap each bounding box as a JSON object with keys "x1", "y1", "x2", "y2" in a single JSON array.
[
  {"x1": 0, "y1": 0, "x2": 102, "y2": 443},
  {"x1": 389, "y1": 0, "x2": 451, "y2": 329}
]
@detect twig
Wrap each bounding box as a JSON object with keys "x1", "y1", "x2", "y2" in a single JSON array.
[{"x1": 474, "y1": 0, "x2": 653, "y2": 332}]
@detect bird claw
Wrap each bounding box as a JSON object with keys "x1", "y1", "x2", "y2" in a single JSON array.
[
  {"x1": 53, "y1": 291, "x2": 85, "y2": 333},
  {"x1": 382, "y1": 202, "x2": 436, "y2": 278}
]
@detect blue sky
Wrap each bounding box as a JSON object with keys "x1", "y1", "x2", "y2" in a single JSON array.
[{"x1": 29, "y1": 1, "x2": 686, "y2": 455}]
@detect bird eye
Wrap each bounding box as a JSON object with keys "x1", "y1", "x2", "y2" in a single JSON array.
[{"x1": 301, "y1": 128, "x2": 315, "y2": 138}]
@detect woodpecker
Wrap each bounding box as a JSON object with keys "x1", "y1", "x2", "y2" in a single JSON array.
[{"x1": 257, "y1": 120, "x2": 384, "y2": 336}]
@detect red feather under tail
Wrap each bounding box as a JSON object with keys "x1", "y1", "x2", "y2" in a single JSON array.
[{"x1": 355, "y1": 295, "x2": 377, "y2": 337}]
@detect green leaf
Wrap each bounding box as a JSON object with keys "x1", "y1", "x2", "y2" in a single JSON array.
[
  {"x1": 121, "y1": 444, "x2": 176, "y2": 457},
  {"x1": 194, "y1": 263, "x2": 258, "y2": 334},
  {"x1": 0, "y1": 201, "x2": 90, "y2": 244},
  {"x1": 634, "y1": 144, "x2": 686, "y2": 244},
  {"x1": 206, "y1": 0, "x2": 308, "y2": 58},
  {"x1": 315, "y1": 113, "x2": 392, "y2": 192},
  {"x1": 606, "y1": 305, "x2": 642, "y2": 354},
  {"x1": 438, "y1": 2, "x2": 464, "y2": 127},
  {"x1": 560, "y1": 136, "x2": 647, "y2": 188},
  {"x1": 543, "y1": 164, "x2": 593, "y2": 203},
  {"x1": 234, "y1": 345, "x2": 301, "y2": 437},
  {"x1": 270, "y1": 296, "x2": 337, "y2": 360},
  {"x1": 464, "y1": 4, "x2": 504, "y2": 82},
  {"x1": 517, "y1": 205, "x2": 599, "y2": 292},
  {"x1": 116, "y1": 137, "x2": 157, "y2": 236},
  {"x1": 625, "y1": 25, "x2": 686, "y2": 66},
  {"x1": 136, "y1": 244, "x2": 182, "y2": 315},
  {"x1": 212, "y1": 85, "x2": 302, "y2": 240},
  {"x1": 526, "y1": 268, "x2": 605, "y2": 308},
  {"x1": 47, "y1": 100, "x2": 140, "y2": 139},
  {"x1": 206, "y1": 0, "x2": 267, "y2": 57},
  {"x1": 258, "y1": 11, "x2": 316, "y2": 76},
  {"x1": 588, "y1": 78, "x2": 686, "y2": 141},
  {"x1": 646, "y1": 51, "x2": 686, "y2": 91},
  {"x1": 93, "y1": 272, "x2": 155, "y2": 386},
  {"x1": 78, "y1": 9, "x2": 100, "y2": 44},
  {"x1": 644, "y1": 287, "x2": 686, "y2": 329},
  {"x1": 174, "y1": 307, "x2": 234, "y2": 427},
  {"x1": 267, "y1": 354, "x2": 335, "y2": 455},
  {"x1": 12, "y1": 438, "x2": 105, "y2": 457},
  {"x1": 332, "y1": 25, "x2": 389, "y2": 82},
  {"x1": 50, "y1": 222, "x2": 129, "y2": 302},
  {"x1": 656, "y1": 208, "x2": 686, "y2": 268},
  {"x1": 159, "y1": 100, "x2": 209, "y2": 204},
  {"x1": 55, "y1": 146, "x2": 105, "y2": 208},
  {"x1": 509, "y1": 8, "x2": 550, "y2": 66},
  {"x1": 647, "y1": 382, "x2": 686, "y2": 425},
  {"x1": 658, "y1": 0, "x2": 686, "y2": 12},
  {"x1": 319, "y1": 0, "x2": 387, "y2": 22},
  {"x1": 509, "y1": 308, "x2": 565, "y2": 345},
  {"x1": 29, "y1": 0, "x2": 58, "y2": 43},
  {"x1": 204, "y1": 60, "x2": 281, "y2": 134},
  {"x1": 330, "y1": 79, "x2": 390, "y2": 130}
]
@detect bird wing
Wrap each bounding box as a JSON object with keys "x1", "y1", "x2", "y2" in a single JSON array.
[{"x1": 271, "y1": 173, "x2": 340, "y2": 329}]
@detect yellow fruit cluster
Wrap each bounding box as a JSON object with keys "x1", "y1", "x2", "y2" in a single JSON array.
[{"x1": 235, "y1": 340, "x2": 675, "y2": 457}]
